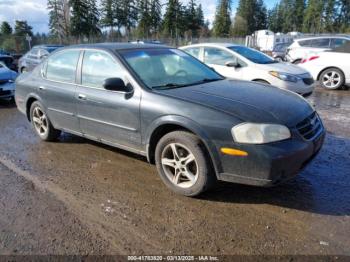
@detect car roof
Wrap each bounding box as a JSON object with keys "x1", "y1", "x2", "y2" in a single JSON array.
[
  {"x1": 180, "y1": 43, "x2": 241, "y2": 49},
  {"x1": 33, "y1": 45, "x2": 64, "y2": 49},
  {"x1": 60, "y1": 43, "x2": 170, "y2": 52},
  {"x1": 295, "y1": 35, "x2": 350, "y2": 42}
]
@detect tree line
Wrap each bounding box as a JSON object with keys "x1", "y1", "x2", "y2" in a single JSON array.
[{"x1": 0, "y1": 0, "x2": 349, "y2": 52}]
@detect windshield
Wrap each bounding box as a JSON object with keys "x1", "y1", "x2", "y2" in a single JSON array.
[
  {"x1": 228, "y1": 46, "x2": 277, "y2": 64},
  {"x1": 119, "y1": 48, "x2": 223, "y2": 89}
]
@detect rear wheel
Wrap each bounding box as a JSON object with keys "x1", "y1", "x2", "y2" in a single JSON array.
[
  {"x1": 30, "y1": 101, "x2": 61, "y2": 141},
  {"x1": 319, "y1": 68, "x2": 344, "y2": 90},
  {"x1": 21, "y1": 67, "x2": 27, "y2": 73},
  {"x1": 155, "y1": 131, "x2": 216, "y2": 196}
]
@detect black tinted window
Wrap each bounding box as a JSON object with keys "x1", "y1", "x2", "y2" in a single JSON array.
[
  {"x1": 46, "y1": 50, "x2": 80, "y2": 83},
  {"x1": 298, "y1": 40, "x2": 313, "y2": 47},
  {"x1": 82, "y1": 50, "x2": 124, "y2": 88},
  {"x1": 312, "y1": 38, "x2": 330, "y2": 48}
]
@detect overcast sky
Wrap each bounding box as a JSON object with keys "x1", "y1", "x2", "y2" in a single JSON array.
[{"x1": 0, "y1": 0, "x2": 279, "y2": 34}]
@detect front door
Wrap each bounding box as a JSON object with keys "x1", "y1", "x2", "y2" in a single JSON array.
[
  {"x1": 76, "y1": 50, "x2": 142, "y2": 150},
  {"x1": 203, "y1": 47, "x2": 244, "y2": 80}
]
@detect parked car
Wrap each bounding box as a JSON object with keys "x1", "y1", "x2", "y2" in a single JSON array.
[
  {"x1": 0, "y1": 61, "x2": 17, "y2": 100},
  {"x1": 180, "y1": 43, "x2": 315, "y2": 97},
  {"x1": 0, "y1": 54, "x2": 14, "y2": 69},
  {"x1": 15, "y1": 43, "x2": 325, "y2": 196},
  {"x1": 272, "y1": 42, "x2": 291, "y2": 62},
  {"x1": 286, "y1": 36, "x2": 350, "y2": 64},
  {"x1": 299, "y1": 42, "x2": 350, "y2": 90},
  {"x1": 18, "y1": 45, "x2": 63, "y2": 73}
]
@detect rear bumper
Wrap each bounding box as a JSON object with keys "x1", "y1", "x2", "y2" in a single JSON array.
[
  {"x1": 0, "y1": 83, "x2": 15, "y2": 99},
  {"x1": 216, "y1": 130, "x2": 325, "y2": 187}
]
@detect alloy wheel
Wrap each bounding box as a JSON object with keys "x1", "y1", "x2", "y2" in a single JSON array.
[
  {"x1": 161, "y1": 143, "x2": 199, "y2": 188},
  {"x1": 322, "y1": 71, "x2": 341, "y2": 89},
  {"x1": 32, "y1": 107, "x2": 48, "y2": 137}
]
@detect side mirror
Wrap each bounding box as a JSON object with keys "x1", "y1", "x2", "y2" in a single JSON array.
[
  {"x1": 225, "y1": 60, "x2": 239, "y2": 68},
  {"x1": 103, "y1": 78, "x2": 133, "y2": 93}
]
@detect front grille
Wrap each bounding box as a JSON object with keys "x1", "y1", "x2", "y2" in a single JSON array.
[
  {"x1": 302, "y1": 78, "x2": 314, "y2": 85},
  {"x1": 0, "y1": 90, "x2": 11, "y2": 96},
  {"x1": 296, "y1": 112, "x2": 323, "y2": 140}
]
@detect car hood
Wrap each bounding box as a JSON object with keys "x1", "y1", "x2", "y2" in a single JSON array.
[
  {"x1": 256, "y1": 62, "x2": 308, "y2": 75},
  {"x1": 160, "y1": 79, "x2": 314, "y2": 126}
]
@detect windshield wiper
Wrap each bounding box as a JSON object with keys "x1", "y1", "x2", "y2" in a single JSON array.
[
  {"x1": 152, "y1": 83, "x2": 186, "y2": 90},
  {"x1": 152, "y1": 78, "x2": 222, "y2": 90}
]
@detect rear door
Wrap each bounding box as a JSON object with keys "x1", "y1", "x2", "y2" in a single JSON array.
[
  {"x1": 76, "y1": 49, "x2": 142, "y2": 150},
  {"x1": 40, "y1": 49, "x2": 81, "y2": 133}
]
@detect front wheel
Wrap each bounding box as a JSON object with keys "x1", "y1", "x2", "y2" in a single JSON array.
[
  {"x1": 30, "y1": 101, "x2": 61, "y2": 141},
  {"x1": 319, "y1": 68, "x2": 345, "y2": 90},
  {"x1": 155, "y1": 131, "x2": 216, "y2": 196}
]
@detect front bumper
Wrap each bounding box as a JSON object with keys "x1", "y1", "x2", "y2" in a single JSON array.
[
  {"x1": 274, "y1": 79, "x2": 315, "y2": 96},
  {"x1": 216, "y1": 128, "x2": 325, "y2": 187},
  {"x1": 0, "y1": 82, "x2": 15, "y2": 99}
]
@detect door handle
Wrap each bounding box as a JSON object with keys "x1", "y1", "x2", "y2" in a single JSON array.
[{"x1": 78, "y1": 94, "x2": 87, "y2": 100}]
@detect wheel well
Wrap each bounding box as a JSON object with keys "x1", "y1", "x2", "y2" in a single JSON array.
[
  {"x1": 252, "y1": 79, "x2": 270, "y2": 84},
  {"x1": 147, "y1": 124, "x2": 194, "y2": 164},
  {"x1": 26, "y1": 97, "x2": 37, "y2": 121},
  {"x1": 317, "y1": 67, "x2": 345, "y2": 81}
]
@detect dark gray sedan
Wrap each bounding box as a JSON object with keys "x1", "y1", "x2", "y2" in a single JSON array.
[{"x1": 15, "y1": 43, "x2": 325, "y2": 196}]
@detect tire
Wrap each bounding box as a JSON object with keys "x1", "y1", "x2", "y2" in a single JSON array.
[
  {"x1": 21, "y1": 67, "x2": 27, "y2": 73},
  {"x1": 30, "y1": 101, "x2": 61, "y2": 141},
  {"x1": 155, "y1": 131, "x2": 216, "y2": 196},
  {"x1": 293, "y1": 59, "x2": 302, "y2": 64},
  {"x1": 319, "y1": 68, "x2": 345, "y2": 90},
  {"x1": 275, "y1": 57, "x2": 283, "y2": 62}
]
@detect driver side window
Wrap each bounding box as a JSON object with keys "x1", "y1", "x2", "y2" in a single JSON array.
[{"x1": 204, "y1": 48, "x2": 234, "y2": 66}]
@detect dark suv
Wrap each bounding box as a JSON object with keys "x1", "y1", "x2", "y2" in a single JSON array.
[
  {"x1": 15, "y1": 44, "x2": 325, "y2": 196},
  {"x1": 18, "y1": 45, "x2": 63, "y2": 73}
]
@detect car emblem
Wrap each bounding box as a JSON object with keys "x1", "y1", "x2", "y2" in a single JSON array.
[{"x1": 310, "y1": 117, "x2": 317, "y2": 126}]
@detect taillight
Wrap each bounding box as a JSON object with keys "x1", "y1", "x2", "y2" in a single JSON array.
[{"x1": 301, "y1": 56, "x2": 319, "y2": 64}]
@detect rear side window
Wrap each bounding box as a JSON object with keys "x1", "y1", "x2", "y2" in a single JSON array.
[
  {"x1": 81, "y1": 50, "x2": 124, "y2": 89},
  {"x1": 46, "y1": 49, "x2": 80, "y2": 83},
  {"x1": 331, "y1": 38, "x2": 349, "y2": 49},
  {"x1": 311, "y1": 38, "x2": 330, "y2": 48},
  {"x1": 184, "y1": 48, "x2": 200, "y2": 59},
  {"x1": 298, "y1": 40, "x2": 313, "y2": 47}
]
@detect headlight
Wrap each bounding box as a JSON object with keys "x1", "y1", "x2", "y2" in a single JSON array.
[
  {"x1": 269, "y1": 71, "x2": 299, "y2": 83},
  {"x1": 232, "y1": 123, "x2": 291, "y2": 144}
]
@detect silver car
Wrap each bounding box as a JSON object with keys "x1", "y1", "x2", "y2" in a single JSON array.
[{"x1": 18, "y1": 45, "x2": 63, "y2": 73}]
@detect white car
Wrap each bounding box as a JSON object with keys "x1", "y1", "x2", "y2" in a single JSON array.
[
  {"x1": 180, "y1": 43, "x2": 315, "y2": 96},
  {"x1": 286, "y1": 36, "x2": 350, "y2": 64},
  {"x1": 0, "y1": 61, "x2": 17, "y2": 100},
  {"x1": 299, "y1": 43, "x2": 350, "y2": 90}
]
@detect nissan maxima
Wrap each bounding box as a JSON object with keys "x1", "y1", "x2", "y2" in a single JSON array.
[{"x1": 15, "y1": 43, "x2": 325, "y2": 196}]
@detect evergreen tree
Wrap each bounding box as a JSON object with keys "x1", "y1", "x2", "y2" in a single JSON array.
[
  {"x1": 303, "y1": 0, "x2": 324, "y2": 33},
  {"x1": 213, "y1": 0, "x2": 232, "y2": 37},
  {"x1": 162, "y1": 0, "x2": 185, "y2": 38},
  {"x1": 137, "y1": 0, "x2": 152, "y2": 37},
  {"x1": 0, "y1": 22, "x2": 12, "y2": 35},
  {"x1": 294, "y1": 0, "x2": 305, "y2": 32},
  {"x1": 14, "y1": 21, "x2": 33, "y2": 37},
  {"x1": 232, "y1": 0, "x2": 267, "y2": 36},
  {"x1": 185, "y1": 0, "x2": 200, "y2": 37},
  {"x1": 100, "y1": 0, "x2": 118, "y2": 34},
  {"x1": 338, "y1": 0, "x2": 350, "y2": 32},
  {"x1": 323, "y1": 0, "x2": 336, "y2": 32},
  {"x1": 149, "y1": 0, "x2": 162, "y2": 36},
  {"x1": 118, "y1": 0, "x2": 138, "y2": 37},
  {"x1": 70, "y1": 0, "x2": 100, "y2": 39},
  {"x1": 48, "y1": 0, "x2": 70, "y2": 43}
]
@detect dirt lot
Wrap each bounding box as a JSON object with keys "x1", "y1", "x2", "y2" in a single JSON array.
[{"x1": 0, "y1": 87, "x2": 349, "y2": 257}]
